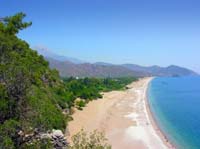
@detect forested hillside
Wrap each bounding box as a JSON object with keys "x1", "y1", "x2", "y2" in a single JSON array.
[
  {"x1": 0, "y1": 13, "x2": 137, "y2": 148},
  {"x1": 0, "y1": 13, "x2": 70, "y2": 148}
]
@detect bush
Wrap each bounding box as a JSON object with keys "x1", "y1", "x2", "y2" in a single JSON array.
[
  {"x1": 20, "y1": 138, "x2": 53, "y2": 149},
  {"x1": 69, "y1": 129, "x2": 111, "y2": 149},
  {"x1": 0, "y1": 119, "x2": 19, "y2": 148}
]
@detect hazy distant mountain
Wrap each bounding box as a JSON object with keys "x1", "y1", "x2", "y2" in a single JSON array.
[
  {"x1": 45, "y1": 57, "x2": 198, "y2": 78},
  {"x1": 47, "y1": 58, "x2": 147, "y2": 77},
  {"x1": 94, "y1": 62, "x2": 114, "y2": 66},
  {"x1": 36, "y1": 49, "x2": 198, "y2": 77},
  {"x1": 122, "y1": 64, "x2": 198, "y2": 77},
  {"x1": 33, "y1": 46, "x2": 85, "y2": 64}
]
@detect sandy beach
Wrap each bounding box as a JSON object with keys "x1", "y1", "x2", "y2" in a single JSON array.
[{"x1": 66, "y1": 77, "x2": 172, "y2": 149}]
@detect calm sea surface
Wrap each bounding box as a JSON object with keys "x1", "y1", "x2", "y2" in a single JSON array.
[{"x1": 148, "y1": 77, "x2": 200, "y2": 149}]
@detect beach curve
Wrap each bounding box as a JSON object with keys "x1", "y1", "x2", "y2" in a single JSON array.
[{"x1": 66, "y1": 77, "x2": 172, "y2": 149}]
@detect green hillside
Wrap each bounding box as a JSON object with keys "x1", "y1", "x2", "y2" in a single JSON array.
[{"x1": 0, "y1": 13, "x2": 70, "y2": 148}]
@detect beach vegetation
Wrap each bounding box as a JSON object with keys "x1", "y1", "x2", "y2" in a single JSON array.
[
  {"x1": 63, "y1": 77, "x2": 137, "y2": 104},
  {"x1": 69, "y1": 129, "x2": 111, "y2": 149}
]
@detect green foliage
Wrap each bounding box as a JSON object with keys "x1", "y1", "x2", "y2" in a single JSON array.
[
  {"x1": 69, "y1": 129, "x2": 111, "y2": 149},
  {"x1": 75, "y1": 100, "x2": 86, "y2": 110},
  {"x1": 0, "y1": 13, "x2": 67, "y2": 148},
  {"x1": 0, "y1": 120, "x2": 19, "y2": 149},
  {"x1": 20, "y1": 138, "x2": 53, "y2": 149},
  {"x1": 63, "y1": 77, "x2": 137, "y2": 102},
  {"x1": 25, "y1": 85, "x2": 66, "y2": 132},
  {"x1": 2, "y1": 12, "x2": 32, "y2": 35},
  {"x1": 0, "y1": 136, "x2": 15, "y2": 149}
]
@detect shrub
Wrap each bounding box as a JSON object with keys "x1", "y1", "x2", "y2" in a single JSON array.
[{"x1": 70, "y1": 129, "x2": 111, "y2": 149}]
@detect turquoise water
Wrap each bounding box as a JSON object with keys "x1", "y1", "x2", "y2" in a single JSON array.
[{"x1": 148, "y1": 77, "x2": 200, "y2": 149}]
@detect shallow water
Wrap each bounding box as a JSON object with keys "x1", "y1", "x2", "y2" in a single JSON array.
[{"x1": 148, "y1": 77, "x2": 200, "y2": 149}]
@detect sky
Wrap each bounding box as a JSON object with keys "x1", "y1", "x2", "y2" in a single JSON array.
[{"x1": 1, "y1": 0, "x2": 200, "y2": 72}]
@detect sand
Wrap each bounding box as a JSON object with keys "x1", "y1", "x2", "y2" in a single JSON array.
[{"x1": 66, "y1": 77, "x2": 173, "y2": 149}]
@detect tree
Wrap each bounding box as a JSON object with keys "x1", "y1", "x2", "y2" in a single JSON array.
[
  {"x1": 1, "y1": 12, "x2": 32, "y2": 35},
  {"x1": 0, "y1": 13, "x2": 66, "y2": 148}
]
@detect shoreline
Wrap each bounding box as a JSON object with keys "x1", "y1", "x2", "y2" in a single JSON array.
[
  {"x1": 66, "y1": 77, "x2": 173, "y2": 148},
  {"x1": 144, "y1": 78, "x2": 175, "y2": 149}
]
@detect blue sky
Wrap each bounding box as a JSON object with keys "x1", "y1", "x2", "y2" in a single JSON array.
[{"x1": 1, "y1": 0, "x2": 200, "y2": 72}]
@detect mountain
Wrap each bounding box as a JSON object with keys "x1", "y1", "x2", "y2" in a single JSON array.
[
  {"x1": 123, "y1": 64, "x2": 198, "y2": 77},
  {"x1": 34, "y1": 48, "x2": 198, "y2": 78},
  {"x1": 94, "y1": 62, "x2": 114, "y2": 66},
  {"x1": 47, "y1": 58, "x2": 148, "y2": 77},
  {"x1": 45, "y1": 57, "x2": 198, "y2": 78},
  {"x1": 33, "y1": 46, "x2": 85, "y2": 64}
]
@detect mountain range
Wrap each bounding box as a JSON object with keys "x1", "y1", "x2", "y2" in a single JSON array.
[
  {"x1": 34, "y1": 47, "x2": 198, "y2": 78},
  {"x1": 34, "y1": 46, "x2": 84, "y2": 64}
]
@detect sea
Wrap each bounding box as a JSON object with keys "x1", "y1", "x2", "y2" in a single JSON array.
[{"x1": 148, "y1": 76, "x2": 200, "y2": 149}]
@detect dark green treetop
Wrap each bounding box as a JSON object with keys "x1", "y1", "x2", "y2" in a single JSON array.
[{"x1": 0, "y1": 12, "x2": 32, "y2": 35}]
